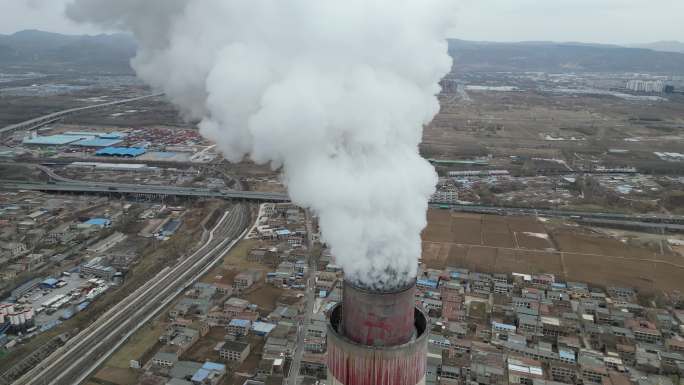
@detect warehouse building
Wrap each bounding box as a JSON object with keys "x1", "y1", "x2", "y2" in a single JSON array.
[
  {"x1": 96, "y1": 147, "x2": 146, "y2": 157},
  {"x1": 80, "y1": 257, "x2": 117, "y2": 280}
]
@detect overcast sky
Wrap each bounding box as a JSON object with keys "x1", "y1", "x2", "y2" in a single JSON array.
[{"x1": 1, "y1": 0, "x2": 682, "y2": 44}]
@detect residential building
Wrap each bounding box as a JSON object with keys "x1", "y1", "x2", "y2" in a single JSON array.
[{"x1": 220, "y1": 341, "x2": 251, "y2": 363}]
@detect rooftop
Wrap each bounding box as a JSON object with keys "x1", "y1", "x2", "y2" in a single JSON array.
[
  {"x1": 83, "y1": 218, "x2": 111, "y2": 227},
  {"x1": 73, "y1": 138, "x2": 123, "y2": 147},
  {"x1": 96, "y1": 146, "x2": 146, "y2": 157},
  {"x1": 23, "y1": 134, "x2": 86, "y2": 145},
  {"x1": 229, "y1": 319, "x2": 252, "y2": 327}
]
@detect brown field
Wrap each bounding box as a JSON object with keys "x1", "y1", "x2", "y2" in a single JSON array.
[
  {"x1": 451, "y1": 215, "x2": 483, "y2": 244},
  {"x1": 422, "y1": 209, "x2": 684, "y2": 292},
  {"x1": 465, "y1": 246, "x2": 498, "y2": 270},
  {"x1": 674, "y1": 245, "x2": 684, "y2": 257},
  {"x1": 553, "y1": 231, "x2": 642, "y2": 257},
  {"x1": 423, "y1": 90, "x2": 684, "y2": 167},
  {"x1": 495, "y1": 249, "x2": 562, "y2": 275},
  {"x1": 483, "y1": 232, "x2": 514, "y2": 248},
  {"x1": 445, "y1": 244, "x2": 469, "y2": 268},
  {"x1": 421, "y1": 242, "x2": 452, "y2": 270},
  {"x1": 93, "y1": 367, "x2": 139, "y2": 385},
  {"x1": 244, "y1": 283, "x2": 285, "y2": 315},
  {"x1": 182, "y1": 327, "x2": 224, "y2": 363},
  {"x1": 517, "y1": 233, "x2": 554, "y2": 250},
  {"x1": 507, "y1": 216, "x2": 547, "y2": 233},
  {"x1": 563, "y1": 253, "x2": 656, "y2": 289}
]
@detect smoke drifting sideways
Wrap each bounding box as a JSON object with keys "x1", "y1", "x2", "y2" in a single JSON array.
[{"x1": 67, "y1": 0, "x2": 455, "y2": 290}]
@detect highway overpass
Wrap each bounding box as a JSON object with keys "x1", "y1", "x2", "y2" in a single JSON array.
[
  {"x1": 0, "y1": 180, "x2": 290, "y2": 202},
  {"x1": 0, "y1": 93, "x2": 163, "y2": 136},
  {"x1": 2, "y1": 180, "x2": 682, "y2": 225}
]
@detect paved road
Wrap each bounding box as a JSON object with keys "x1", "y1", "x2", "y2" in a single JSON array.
[
  {"x1": 0, "y1": 180, "x2": 290, "y2": 202},
  {"x1": 288, "y1": 210, "x2": 317, "y2": 385},
  {"x1": 0, "y1": 94, "x2": 163, "y2": 136},
  {"x1": 289, "y1": 274, "x2": 316, "y2": 385},
  {"x1": 13, "y1": 204, "x2": 250, "y2": 385},
  {"x1": 3, "y1": 168, "x2": 682, "y2": 224},
  {"x1": 431, "y1": 203, "x2": 684, "y2": 225}
]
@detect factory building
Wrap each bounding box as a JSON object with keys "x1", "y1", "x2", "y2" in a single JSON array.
[
  {"x1": 22, "y1": 131, "x2": 125, "y2": 147},
  {"x1": 625, "y1": 79, "x2": 665, "y2": 93},
  {"x1": 327, "y1": 278, "x2": 428, "y2": 385},
  {"x1": 0, "y1": 303, "x2": 35, "y2": 333},
  {"x1": 80, "y1": 257, "x2": 117, "y2": 280},
  {"x1": 95, "y1": 147, "x2": 146, "y2": 157}
]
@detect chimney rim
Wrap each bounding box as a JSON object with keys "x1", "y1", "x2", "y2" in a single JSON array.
[{"x1": 343, "y1": 277, "x2": 416, "y2": 294}]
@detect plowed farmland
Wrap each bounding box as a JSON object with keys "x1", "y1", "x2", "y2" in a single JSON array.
[{"x1": 422, "y1": 209, "x2": 684, "y2": 292}]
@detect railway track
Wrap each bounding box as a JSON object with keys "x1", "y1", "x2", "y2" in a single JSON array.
[{"x1": 13, "y1": 204, "x2": 249, "y2": 385}]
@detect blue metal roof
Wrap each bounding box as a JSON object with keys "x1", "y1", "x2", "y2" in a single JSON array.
[
  {"x1": 99, "y1": 132, "x2": 125, "y2": 139},
  {"x1": 417, "y1": 279, "x2": 439, "y2": 288},
  {"x1": 191, "y1": 368, "x2": 210, "y2": 382},
  {"x1": 23, "y1": 134, "x2": 86, "y2": 145},
  {"x1": 229, "y1": 319, "x2": 251, "y2": 327},
  {"x1": 492, "y1": 321, "x2": 516, "y2": 331},
  {"x1": 252, "y1": 321, "x2": 276, "y2": 334},
  {"x1": 40, "y1": 319, "x2": 62, "y2": 332},
  {"x1": 559, "y1": 349, "x2": 576, "y2": 360},
  {"x1": 96, "y1": 147, "x2": 146, "y2": 157},
  {"x1": 73, "y1": 138, "x2": 122, "y2": 147},
  {"x1": 64, "y1": 131, "x2": 106, "y2": 137},
  {"x1": 84, "y1": 218, "x2": 111, "y2": 227},
  {"x1": 202, "y1": 361, "x2": 225, "y2": 372},
  {"x1": 42, "y1": 278, "x2": 59, "y2": 286}
]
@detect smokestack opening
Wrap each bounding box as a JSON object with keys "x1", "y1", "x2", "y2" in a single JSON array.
[
  {"x1": 341, "y1": 277, "x2": 417, "y2": 347},
  {"x1": 327, "y1": 304, "x2": 430, "y2": 384},
  {"x1": 329, "y1": 304, "x2": 428, "y2": 348},
  {"x1": 344, "y1": 274, "x2": 415, "y2": 294}
]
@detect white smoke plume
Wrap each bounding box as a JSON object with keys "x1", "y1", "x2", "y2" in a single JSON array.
[{"x1": 67, "y1": 0, "x2": 455, "y2": 289}]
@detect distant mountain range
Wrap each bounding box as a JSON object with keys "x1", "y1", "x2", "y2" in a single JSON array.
[
  {"x1": 0, "y1": 30, "x2": 136, "y2": 74},
  {"x1": 628, "y1": 41, "x2": 684, "y2": 54},
  {"x1": 0, "y1": 30, "x2": 683, "y2": 75},
  {"x1": 448, "y1": 39, "x2": 684, "y2": 74}
]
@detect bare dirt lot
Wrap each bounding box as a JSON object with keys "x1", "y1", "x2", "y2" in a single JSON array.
[
  {"x1": 245, "y1": 283, "x2": 285, "y2": 315},
  {"x1": 423, "y1": 90, "x2": 684, "y2": 169},
  {"x1": 92, "y1": 367, "x2": 139, "y2": 385},
  {"x1": 182, "y1": 327, "x2": 224, "y2": 363},
  {"x1": 422, "y1": 208, "x2": 684, "y2": 292}
]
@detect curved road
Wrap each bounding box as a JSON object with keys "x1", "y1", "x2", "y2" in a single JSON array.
[{"x1": 0, "y1": 93, "x2": 163, "y2": 136}]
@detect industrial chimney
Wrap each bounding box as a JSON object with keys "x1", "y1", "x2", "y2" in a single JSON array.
[{"x1": 326, "y1": 278, "x2": 429, "y2": 385}]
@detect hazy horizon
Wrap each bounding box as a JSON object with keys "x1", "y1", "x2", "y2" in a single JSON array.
[
  {"x1": 2, "y1": 28, "x2": 683, "y2": 49},
  {"x1": 1, "y1": 0, "x2": 683, "y2": 46}
]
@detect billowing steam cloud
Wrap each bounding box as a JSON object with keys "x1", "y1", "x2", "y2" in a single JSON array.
[{"x1": 67, "y1": 0, "x2": 454, "y2": 289}]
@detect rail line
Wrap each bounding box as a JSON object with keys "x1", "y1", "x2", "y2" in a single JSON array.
[{"x1": 13, "y1": 204, "x2": 249, "y2": 385}]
